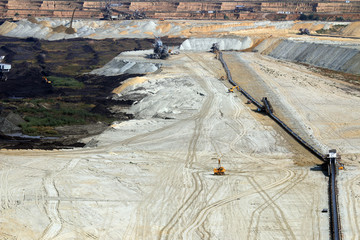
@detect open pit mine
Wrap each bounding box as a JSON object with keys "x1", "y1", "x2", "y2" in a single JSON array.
[{"x1": 0, "y1": 6, "x2": 359, "y2": 240}]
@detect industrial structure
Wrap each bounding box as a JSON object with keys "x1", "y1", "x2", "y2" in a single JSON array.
[
  {"x1": 0, "y1": 56, "x2": 11, "y2": 81},
  {"x1": 150, "y1": 37, "x2": 169, "y2": 59},
  {"x1": 213, "y1": 158, "x2": 225, "y2": 175},
  {"x1": 215, "y1": 47, "x2": 343, "y2": 240}
]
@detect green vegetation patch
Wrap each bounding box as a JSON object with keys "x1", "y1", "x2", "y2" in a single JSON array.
[
  {"x1": 47, "y1": 76, "x2": 84, "y2": 89},
  {"x1": 16, "y1": 101, "x2": 110, "y2": 136}
]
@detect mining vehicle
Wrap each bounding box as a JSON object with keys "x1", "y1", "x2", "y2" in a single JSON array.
[
  {"x1": 299, "y1": 28, "x2": 310, "y2": 35},
  {"x1": 228, "y1": 86, "x2": 239, "y2": 93},
  {"x1": 0, "y1": 56, "x2": 11, "y2": 81},
  {"x1": 210, "y1": 43, "x2": 220, "y2": 53},
  {"x1": 214, "y1": 158, "x2": 225, "y2": 175},
  {"x1": 150, "y1": 37, "x2": 169, "y2": 59},
  {"x1": 211, "y1": 43, "x2": 220, "y2": 59}
]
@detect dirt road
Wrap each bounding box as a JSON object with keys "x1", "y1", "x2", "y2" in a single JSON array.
[{"x1": 0, "y1": 52, "x2": 337, "y2": 239}]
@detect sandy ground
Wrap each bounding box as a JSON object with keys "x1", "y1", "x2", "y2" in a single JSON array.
[
  {"x1": 0, "y1": 19, "x2": 359, "y2": 40},
  {"x1": 1, "y1": 49, "x2": 348, "y2": 239}
]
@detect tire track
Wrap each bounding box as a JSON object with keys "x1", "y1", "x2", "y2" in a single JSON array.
[
  {"x1": 247, "y1": 169, "x2": 307, "y2": 240},
  {"x1": 158, "y1": 54, "x2": 217, "y2": 240},
  {"x1": 181, "y1": 168, "x2": 297, "y2": 239},
  {"x1": 344, "y1": 175, "x2": 360, "y2": 239},
  {"x1": 40, "y1": 176, "x2": 62, "y2": 240},
  {"x1": 40, "y1": 158, "x2": 81, "y2": 239},
  {"x1": 0, "y1": 167, "x2": 10, "y2": 210}
]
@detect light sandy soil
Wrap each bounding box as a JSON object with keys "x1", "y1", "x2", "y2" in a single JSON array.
[
  {"x1": 0, "y1": 50, "x2": 344, "y2": 239},
  {"x1": 1, "y1": 19, "x2": 359, "y2": 40},
  {"x1": 224, "y1": 52, "x2": 360, "y2": 238}
]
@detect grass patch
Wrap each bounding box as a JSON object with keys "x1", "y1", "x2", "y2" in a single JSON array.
[
  {"x1": 47, "y1": 76, "x2": 84, "y2": 89},
  {"x1": 18, "y1": 102, "x2": 110, "y2": 136}
]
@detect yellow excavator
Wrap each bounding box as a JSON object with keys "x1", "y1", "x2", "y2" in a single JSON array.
[
  {"x1": 228, "y1": 86, "x2": 239, "y2": 93},
  {"x1": 214, "y1": 158, "x2": 226, "y2": 175}
]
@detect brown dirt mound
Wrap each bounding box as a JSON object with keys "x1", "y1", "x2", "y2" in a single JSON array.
[
  {"x1": 0, "y1": 21, "x2": 17, "y2": 35},
  {"x1": 65, "y1": 27, "x2": 76, "y2": 34},
  {"x1": 27, "y1": 16, "x2": 38, "y2": 24},
  {"x1": 52, "y1": 25, "x2": 67, "y2": 33},
  {"x1": 341, "y1": 22, "x2": 360, "y2": 37}
]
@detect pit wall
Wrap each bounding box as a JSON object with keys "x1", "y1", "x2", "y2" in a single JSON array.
[
  {"x1": 255, "y1": 38, "x2": 360, "y2": 75},
  {"x1": 180, "y1": 37, "x2": 252, "y2": 51}
]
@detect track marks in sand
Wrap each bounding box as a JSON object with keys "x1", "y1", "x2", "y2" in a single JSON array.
[
  {"x1": 40, "y1": 176, "x2": 62, "y2": 240},
  {"x1": 344, "y1": 174, "x2": 360, "y2": 239},
  {"x1": 40, "y1": 158, "x2": 81, "y2": 239},
  {"x1": 158, "y1": 55, "x2": 216, "y2": 240},
  {"x1": 246, "y1": 169, "x2": 307, "y2": 240}
]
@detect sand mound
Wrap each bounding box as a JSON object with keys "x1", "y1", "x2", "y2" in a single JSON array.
[
  {"x1": 292, "y1": 22, "x2": 325, "y2": 31},
  {"x1": 52, "y1": 25, "x2": 67, "y2": 33},
  {"x1": 65, "y1": 27, "x2": 77, "y2": 34},
  {"x1": 39, "y1": 20, "x2": 52, "y2": 28},
  {"x1": 112, "y1": 76, "x2": 148, "y2": 94},
  {"x1": 156, "y1": 22, "x2": 172, "y2": 33},
  {"x1": 27, "y1": 16, "x2": 38, "y2": 24},
  {"x1": 341, "y1": 22, "x2": 360, "y2": 37},
  {"x1": 0, "y1": 21, "x2": 17, "y2": 35}
]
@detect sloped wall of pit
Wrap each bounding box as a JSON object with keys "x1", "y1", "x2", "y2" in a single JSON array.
[
  {"x1": 179, "y1": 37, "x2": 252, "y2": 51},
  {"x1": 256, "y1": 39, "x2": 360, "y2": 75}
]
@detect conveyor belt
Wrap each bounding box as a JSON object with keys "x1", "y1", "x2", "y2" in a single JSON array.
[
  {"x1": 330, "y1": 158, "x2": 341, "y2": 240},
  {"x1": 262, "y1": 97, "x2": 325, "y2": 161},
  {"x1": 217, "y1": 51, "x2": 341, "y2": 240},
  {"x1": 219, "y1": 51, "x2": 325, "y2": 161},
  {"x1": 219, "y1": 52, "x2": 263, "y2": 109}
]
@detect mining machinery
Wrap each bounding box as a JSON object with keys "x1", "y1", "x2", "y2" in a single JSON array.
[
  {"x1": 228, "y1": 86, "x2": 239, "y2": 93},
  {"x1": 150, "y1": 37, "x2": 169, "y2": 59},
  {"x1": 214, "y1": 158, "x2": 226, "y2": 175},
  {"x1": 299, "y1": 28, "x2": 310, "y2": 35},
  {"x1": 65, "y1": 7, "x2": 77, "y2": 34},
  {"x1": 210, "y1": 43, "x2": 220, "y2": 59},
  {"x1": 0, "y1": 56, "x2": 11, "y2": 81}
]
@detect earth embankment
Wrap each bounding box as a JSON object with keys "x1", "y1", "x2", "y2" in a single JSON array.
[{"x1": 255, "y1": 38, "x2": 360, "y2": 75}]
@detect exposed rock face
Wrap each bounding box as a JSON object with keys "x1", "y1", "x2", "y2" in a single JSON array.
[{"x1": 0, "y1": 0, "x2": 359, "y2": 20}]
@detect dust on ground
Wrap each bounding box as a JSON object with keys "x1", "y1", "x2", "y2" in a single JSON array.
[{"x1": 0, "y1": 51, "x2": 331, "y2": 239}]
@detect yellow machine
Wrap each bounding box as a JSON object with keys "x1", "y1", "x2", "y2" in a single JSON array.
[
  {"x1": 42, "y1": 76, "x2": 51, "y2": 84},
  {"x1": 228, "y1": 86, "x2": 239, "y2": 93},
  {"x1": 214, "y1": 159, "x2": 226, "y2": 175}
]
